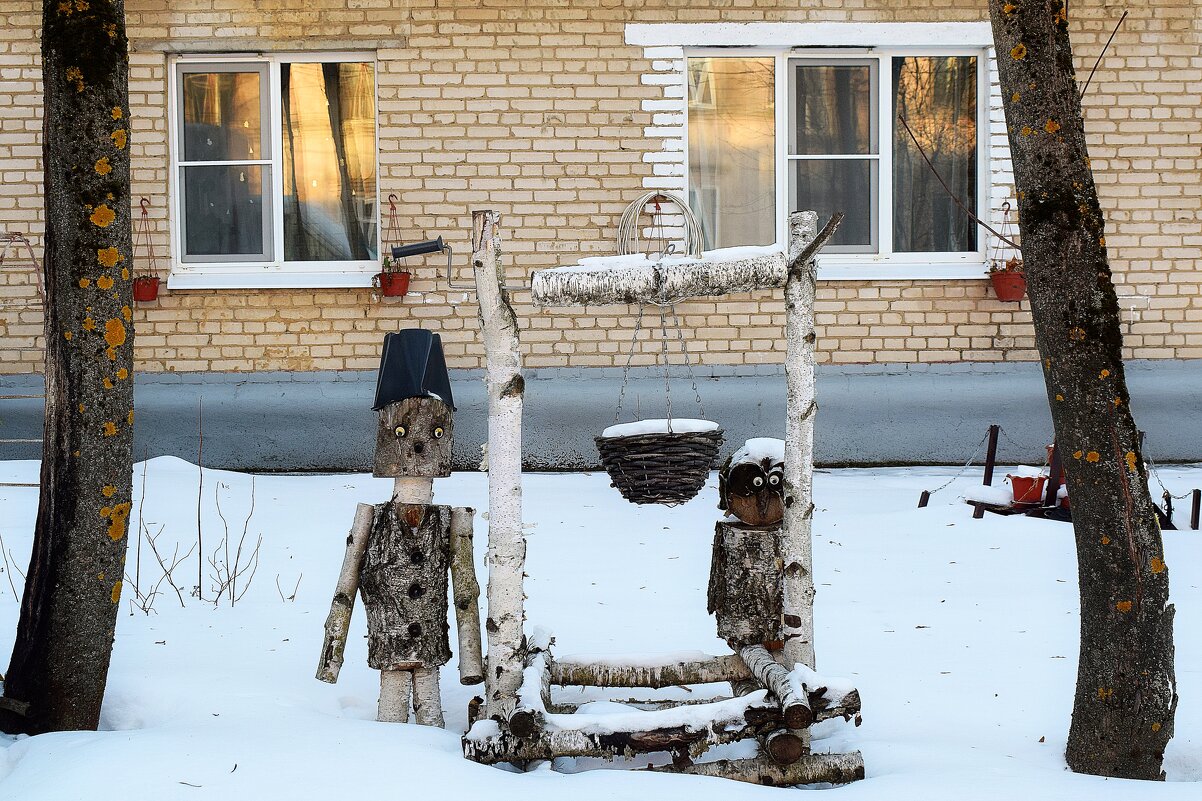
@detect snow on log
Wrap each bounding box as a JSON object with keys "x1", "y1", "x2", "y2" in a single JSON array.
[
  {"x1": 472, "y1": 210, "x2": 527, "y2": 722},
  {"x1": 647, "y1": 751, "x2": 865, "y2": 786},
  {"x1": 449, "y1": 507, "x2": 484, "y2": 686},
  {"x1": 740, "y1": 645, "x2": 812, "y2": 730},
  {"x1": 550, "y1": 651, "x2": 751, "y2": 689},
  {"x1": 530, "y1": 246, "x2": 787, "y2": 307},
  {"x1": 509, "y1": 639, "x2": 552, "y2": 738},
  {"x1": 781, "y1": 211, "x2": 841, "y2": 671},
  {"x1": 316, "y1": 503, "x2": 374, "y2": 684},
  {"x1": 463, "y1": 691, "x2": 787, "y2": 764}
]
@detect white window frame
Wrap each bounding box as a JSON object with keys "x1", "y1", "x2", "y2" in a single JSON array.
[
  {"x1": 167, "y1": 51, "x2": 380, "y2": 289},
  {"x1": 684, "y1": 47, "x2": 989, "y2": 280}
]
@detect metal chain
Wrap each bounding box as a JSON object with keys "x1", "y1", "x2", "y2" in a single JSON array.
[
  {"x1": 1143, "y1": 435, "x2": 1194, "y2": 500},
  {"x1": 996, "y1": 426, "x2": 1051, "y2": 460},
  {"x1": 659, "y1": 306, "x2": 673, "y2": 429},
  {"x1": 670, "y1": 303, "x2": 706, "y2": 418},
  {"x1": 923, "y1": 430, "x2": 992, "y2": 497},
  {"x1": 613, "y1": 303, "x2": 646, "y2": 425}
]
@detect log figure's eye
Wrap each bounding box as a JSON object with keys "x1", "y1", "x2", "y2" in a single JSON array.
[
  {"x1": 768, "y1": 474, "x2": 780, "y2": 487},
  {"x1": 433, "y1": 427, "x2": 445, "y2": 439},
  {"x1": 394, "y1": 425, "x2": 407, "y2": 438},
  {"x1": 752, "y1": 475, "x2": 764, "y2": 487}
]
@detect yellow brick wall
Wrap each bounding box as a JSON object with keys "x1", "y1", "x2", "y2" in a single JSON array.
[{"x1": 2, "y1": 1, "x2": 1199, "y2": 373}]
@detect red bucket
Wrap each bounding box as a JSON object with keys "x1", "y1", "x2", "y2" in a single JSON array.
[
  {"x1": 132, "y1": 276, "x2": 159, "y2": 302},
  {"x1": 1008, "y1": 474, "x2": 1047, "y2": 506},
  {"x1": 375, "y1": 271, "x2": 410, "y2": 298}
]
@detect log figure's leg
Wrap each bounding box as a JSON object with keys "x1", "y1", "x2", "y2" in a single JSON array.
[{"x1": 379, "y1": 669, "x2": 413, "y2": 723}]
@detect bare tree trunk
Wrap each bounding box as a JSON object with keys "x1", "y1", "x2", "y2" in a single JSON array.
[
  {"x1": 1, "y1": 1, "x2": 133, "y2": 735},
  {"x1": 989, "y1": 1, "x2": 1175, "y2": 779},
  {"x1": 472, "y1": 210, "x2": 526, "y2": 722}
]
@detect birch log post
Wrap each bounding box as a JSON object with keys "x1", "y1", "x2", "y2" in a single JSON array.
[
  {"x1": 412, "y1": 665, "x2": 445, "y2": 727},
  {"x1": 647, "y1": 751, "x2": 865, "y2": 786},
  {"x1": 472, "y1": 209, "x2": 527, "y2": 722},
  {"x1": 378, "y1": 669, "x2": 412, "y2": 723},
  {"x1": 781, "y1": 211, "x2": 841, "y2": 671},
  {"x1": 739, "y1": 645, "x2": 812, "y2": 729},
  {"x1": 316, "y1": 503, "x2": 375, "y2": 683},
  {"x1": 450, "y1": 507, "x2": 484, "y2": 685}
]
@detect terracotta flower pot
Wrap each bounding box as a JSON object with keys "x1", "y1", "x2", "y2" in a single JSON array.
[
  {"x1": 989, "y1": 271, "x2": 1026, "y2": 302},
  {"x1": 375, "y1": 271, "x2": 410, "y2": 298},
  {"x1": 132, "y1": 276, "x2": 159, "y2": 302},
  {"x1": 1008, "y1": 474, "x2": 1048, "y2": 506}
]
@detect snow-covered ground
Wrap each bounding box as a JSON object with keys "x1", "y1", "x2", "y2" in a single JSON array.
[{"x1": 0, "y1": 456, "x2": 1198, "y2": 800}]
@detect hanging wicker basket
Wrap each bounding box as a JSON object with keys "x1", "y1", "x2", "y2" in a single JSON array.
[{"x1": 596, "y1": 420, "x2": 724, "y2": 506}]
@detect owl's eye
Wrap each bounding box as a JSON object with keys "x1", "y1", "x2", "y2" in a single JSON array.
[
  {"x1": 433, "y1": 427, "x2": 445, "y2": 439},
  {"x1": 394, "y1": 425, "x2": 407, "y2": 438},
  {"x1": 768, "y1": 474, "x2": 780, "y2": 486},
  {"x1": 752, "y1": 476, "x2": 765, "y2": 487}
]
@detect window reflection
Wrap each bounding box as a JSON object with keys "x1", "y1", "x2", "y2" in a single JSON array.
[
  {"x1": 282, "y1": 62, "x2": 378, "y2": 262},
  {"x1": 893, "y1": 56, "x2": 977, "y2": 252},
  {"x1": 687, "y1": 57, "x2": 776, "y2": 250}
]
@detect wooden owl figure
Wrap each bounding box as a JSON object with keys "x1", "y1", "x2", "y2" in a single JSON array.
[{"x1": 718, "y1": 438, "x2": 786, "y2": 527}]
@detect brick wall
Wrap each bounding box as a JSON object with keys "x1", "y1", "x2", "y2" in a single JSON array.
[{"x1": 1, "y1": 0, "x2": 1199, "y2": 374}]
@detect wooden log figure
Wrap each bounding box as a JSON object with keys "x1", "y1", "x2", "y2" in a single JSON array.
[
  {"x1": 317, "y1": 330, "x2": 484, "y2": 727},
  {"x1": 718, "y1": 438, "x2": 785, "y2": 527}
]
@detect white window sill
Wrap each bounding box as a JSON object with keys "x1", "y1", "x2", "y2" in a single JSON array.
[
  {"x1": 168, "y1": 266, "x2": 378, "y2": 290},
  {"x1": 817, "y1": 258, "x2": 991, "y2": 282}
]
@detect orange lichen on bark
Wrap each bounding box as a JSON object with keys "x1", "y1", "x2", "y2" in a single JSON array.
[
  {"x1": 1152, "y1": 722, "x2": 1162, "y2": 732},
  {"x1": 90, "y1": 205, "x2": 116, "y2": 228},
  {"x1": 1044, "y1": 119, "x2": 1061, "y2": 134},
  {"x1": 1097, "y1": 687, "x2": 1114, "y2": 700},
  {"x1": 1073, "y1": 450, "x2": 1083, "y2": 459},
  {"x1": 65, "y1": 66, "x2": 84, "y2": 92},
  {"x1": 94, "y1": 157, "x2": 112, "y2": 176},
  {"x1": 1021, "y1": 125, "x2": 1033, "y2": 136},
  {"x1": 1002, "y1": 3, "x2": 1016, "y2": 13},
  {"x1": 1069, "y1": 327, "x2": 1086, "y2": 341},
  {"x1": 82, "y1": 316, "x2": 96, "y2": 331},
  {"x1": 1010, "y1": 43, "x2": 1027, "y2": 60},
  {"x1": 103, "y1": 502, "x2": 131, "y2": 541},
  {"x1": 1150, "y1": 557, "x2": 1166, "y2": 574},
  {"x1": 78, "y1": 278, "x2": 91, "y2": 288},
  {"x1": 63, "y1": 331, "x2": 73, "y2": 340},
  {"x1": 97, "y1": 275, "x2": 114, "y2": 290},
  {"x1": 111, "y1": 129, "x2": 127, "y2": 150},
  {"x1": 1115, "y1": 600, "x2": 1133, "y2": 613},
  {"x1": 98, "y1": 247, "x2": 122, "y2": 267},
  {"x1": 1101, "y1": 535, "x2": 1111, "y2": 545},
  {"x1": 102, "y1": 377, "x2": 114, "y2": 389},
  {"x1": 1011, "y1": 91, "x2": 1021, "y2": 102},
  {"x1": 1085, "y1": 451, "x2": 1100, "y2": 463},
  {"x1": 78, "y1": 402, "x2": 86, "y2": 413},
  {"x1": 111, "y1": 580, "x2": 123, "y2": 603},
  {"x1": 1055, "y1": 394, "x2": 1064, "y2": 401},
  {"x1": 104, "y1": 318, "x2": 126, "y2": 349},
  {"x1": 102, "y1": 421, "x2": 117, "y2": 437},
  {"x1": 117, "y1": 367, "x2": 128, "y2": 380},
  {"x1": 127, "y1": 410, "x2": 135, "y2": 425},
  {"x1": 1125, "y1": 451, "x2": 1138, "y2": 473},
  {"x1": 102, "y1": 484, "x2": 116, "y2": 498},
  {"x1": 111, "y1": 107, "x2": 123, "y2": 120},
  {"x1": 1100, "y1": 369, "x2": 1110, "y2": 378},
  {"x1": 122, "y1": 304, "x2": 132, "y2": 320}
]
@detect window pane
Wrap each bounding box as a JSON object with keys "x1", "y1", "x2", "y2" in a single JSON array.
[
  {"x1": 791, "y1": 64, "x2": 874, "y2": 156},
  {"x1": 282, "y1": 62, "x2": 378, "y2": 262},
  {"x1": 893, "y1": 56, "x2": 977, "y2": 252},
  {"x1": 687, "y1": 57, "x2": 775, "y2": 250},
  {"x1": 181, "y1": 165, "x2": 269, "y2": 258},
  {"x1": 790, "y1": 160, "x2": 876, "y2": 250},
  {"x1": 181, "y1": 71, "x2": 264, "y2": 162}
]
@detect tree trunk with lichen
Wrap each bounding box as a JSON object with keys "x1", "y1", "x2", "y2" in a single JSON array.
[
  {"x1": 989, "y1": 1, "x2": 1175, "y2": 779},
  {"x1": 0, "y1": 1, "x2": 133, "y2": 735}
]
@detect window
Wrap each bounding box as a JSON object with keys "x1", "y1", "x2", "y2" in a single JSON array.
[
  {"x1": 687, "y1": 50, "x2": 984, "y2": 274},
  {"x1": 171, "y1": 54, "x2": 378, "y2": 287}
]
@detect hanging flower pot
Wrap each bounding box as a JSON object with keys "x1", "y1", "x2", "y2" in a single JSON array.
[
  {"x1": 374, "y1": 270, "x2": 410, "y2": 298},
  {"x1": 989, "y1": 269, "x2": 1026, "y2": 302},
  {"x1": 596, "y1": 419, "x2": 724, "y2": 506},
  {"x1": 132, "y1": 275, "x2": 160, "y2": 302}
]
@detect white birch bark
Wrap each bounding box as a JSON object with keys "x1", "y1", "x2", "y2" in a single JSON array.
[
  {"x1": 450, "y1": 506, "x2": 484, "y2": 685},
  {"x1": 472, "y1": 209, "x2": 526, "y2": 722},
  {"x1": 315, "y1": 503, "x2": 374, "y2": 683},
  {"x1": 378, "y1": 669, "x2": 412, "y2": 723},
  {"x1": 550, "y1": 652, "x2": 751, "y2": 689},
  {"x1": 648, "y1": 751, "x2": 865, "y2": 785},
  {"x1": 782, "y1": 211, "x2": 820, "y2": 671},
  {"x1": 412, "y1": 665, "x2": 445, "y2": 727},
  {"x1": 393, "y1": 476, "x2": 434, "y2": 504}
]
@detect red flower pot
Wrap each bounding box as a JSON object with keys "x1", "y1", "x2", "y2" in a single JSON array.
[
  {"x1": 1008, "y1": 474, "x2": 1048, "y2": 506},
  {"x1": 132, "y1": 276, "x2": 159, "y2": 302},
  {"x1": 989, "y1": 271, "x2": 1026, "y2": 302},
  {"x1": 375, "y1": 271, "x2": 410, "y2": 298}
]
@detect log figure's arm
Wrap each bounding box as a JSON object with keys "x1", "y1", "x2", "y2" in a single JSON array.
[
  {"x1": 316, "y1": 503, "x2": 375, "y2": 683},
  {"x1": 449, "y1": 506, "x2": 485, "y2": 685}
]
